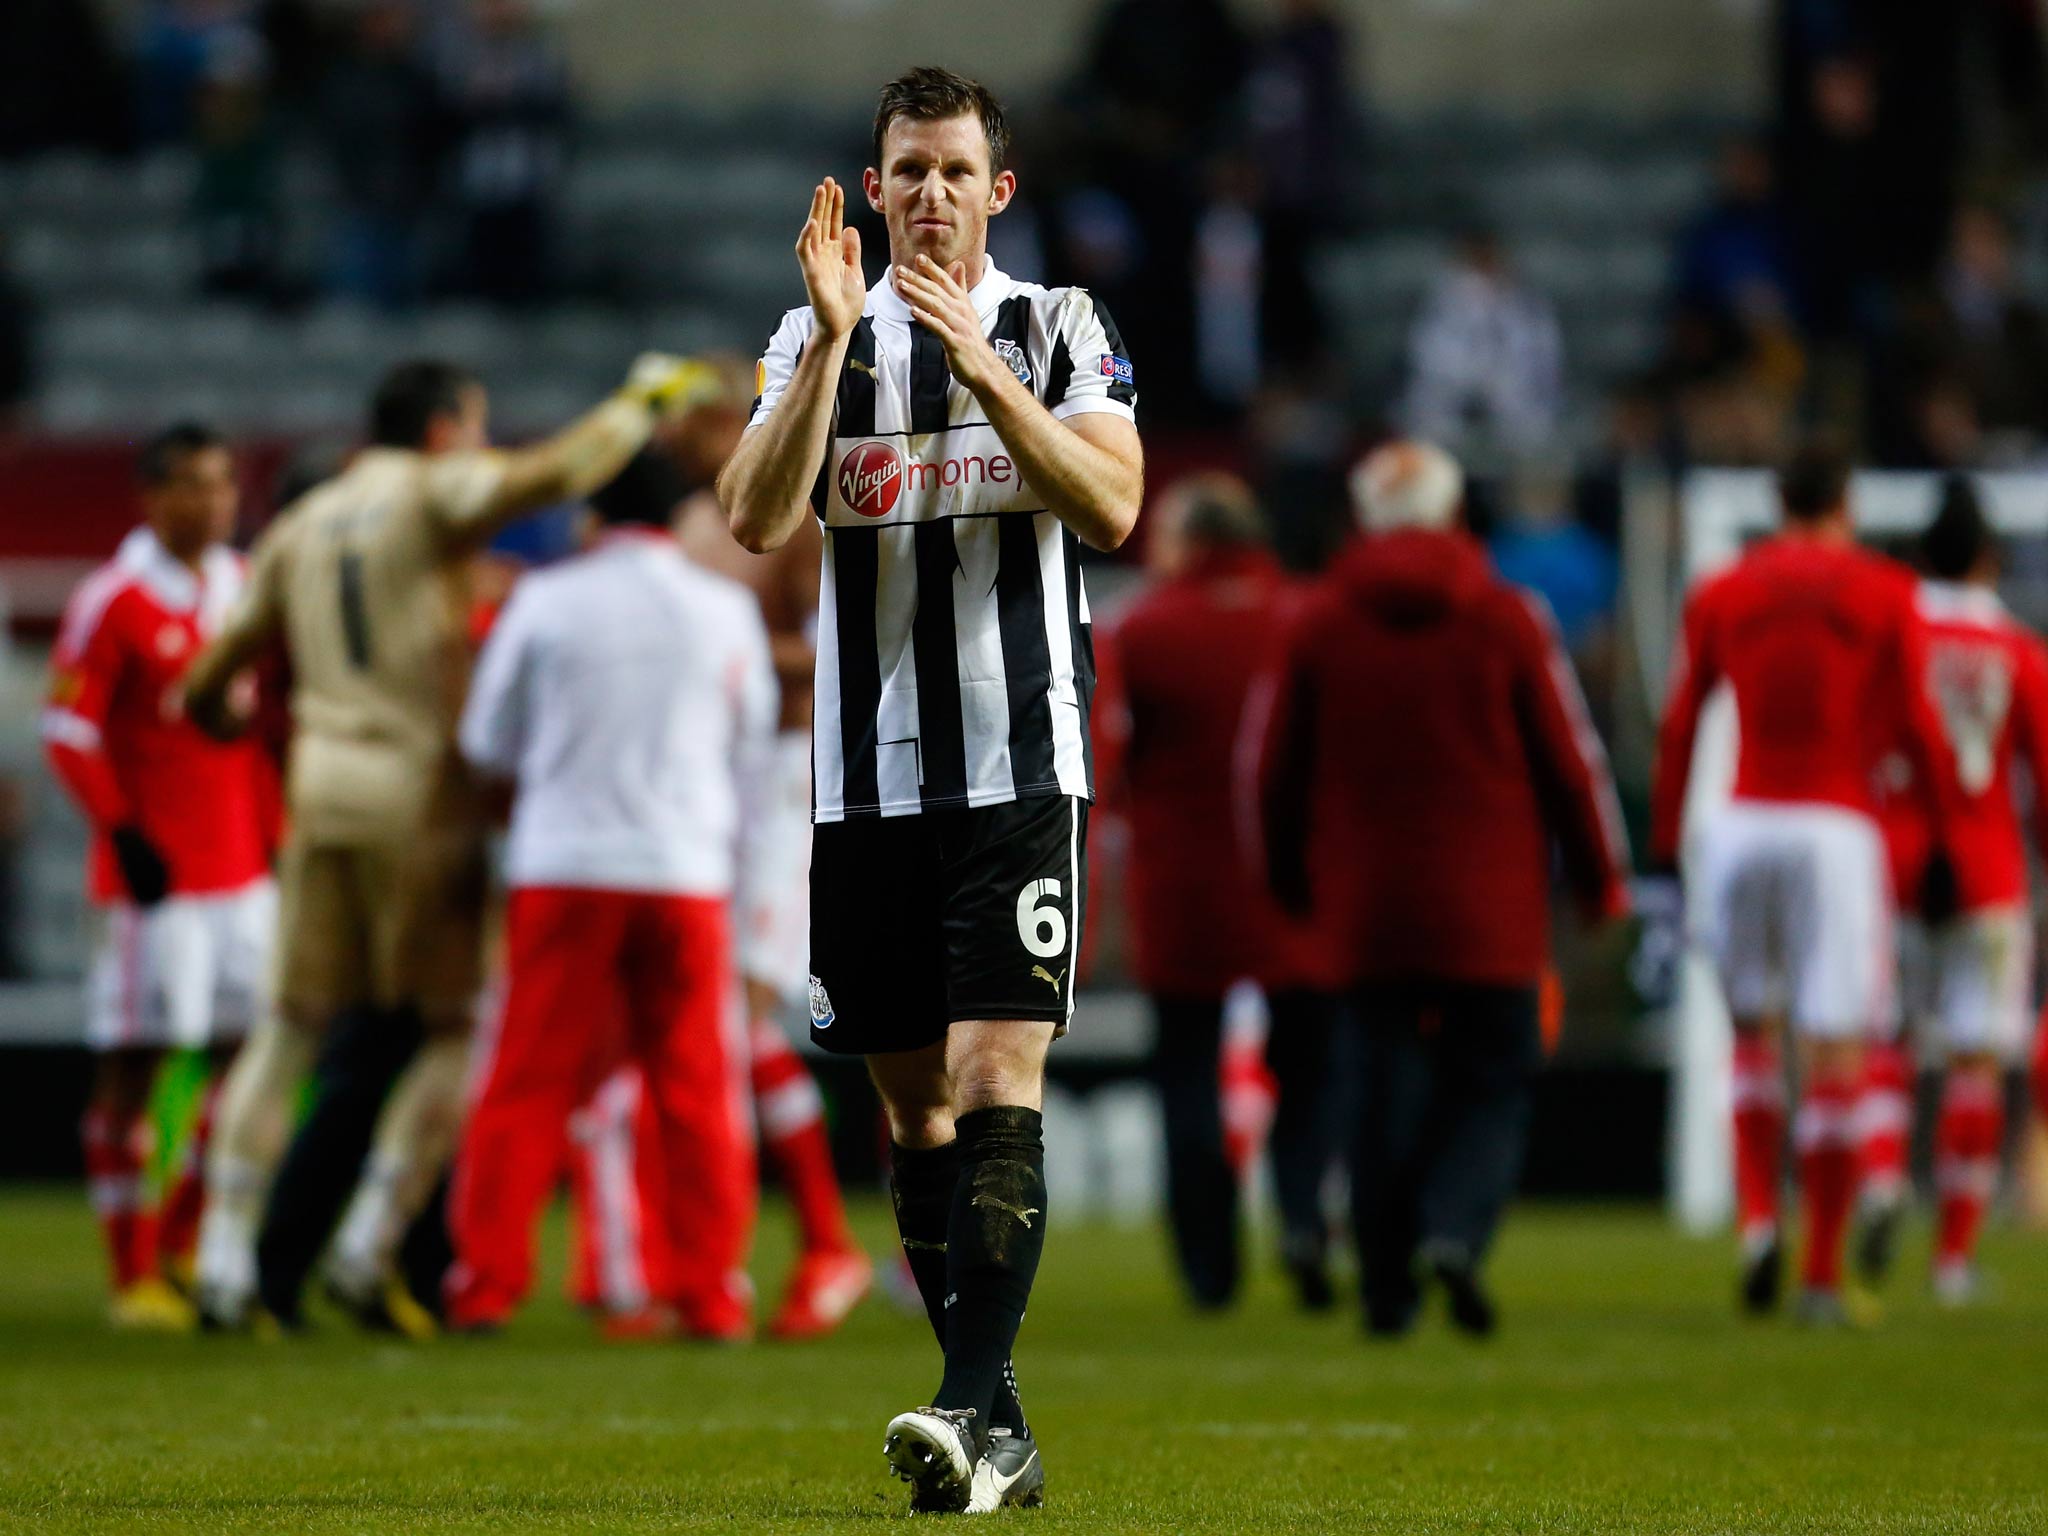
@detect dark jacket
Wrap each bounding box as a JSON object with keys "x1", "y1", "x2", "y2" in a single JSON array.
[
  {"x1": 1257, "y1": 528, "x2": 1629, "y2": 988},
  {"x1": 1095, "y1": 547, "x2": 1319, "y2": 997}
]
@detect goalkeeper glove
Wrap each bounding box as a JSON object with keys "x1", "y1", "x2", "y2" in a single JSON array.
[
  {"x1": 619, "y1": 353, "x2": 724, "y2": 416},
  {"x1": 111, "y1": 826, "x2": 170, "y2": 908}
]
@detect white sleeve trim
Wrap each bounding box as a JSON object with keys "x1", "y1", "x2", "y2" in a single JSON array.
[
  {"x1": 39, "y1": 708, "x2": 103, "y2": 751},
  {"x1": 746, "y1": 307, "x2": 816, "y2": 431},
  {"x1": 1051, "y1": 397, "x2": 1136, "y2": 424}
]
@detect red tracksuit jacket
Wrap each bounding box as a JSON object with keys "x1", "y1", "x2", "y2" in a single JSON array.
[
  {"x1": 1254, "y1": 528, "x2": 1630, "y2": 989},
  {"x1": 1094, "y1": 546, "x2": 1318, "y2": 998}
]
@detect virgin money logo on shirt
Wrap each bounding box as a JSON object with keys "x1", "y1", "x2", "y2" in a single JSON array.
[
  {"x1": 831, "y1": 431, "x2": 1028, "y2": 523},
  {"x1": 837, "y1": 441, "x2": 904, "y2": 517}
]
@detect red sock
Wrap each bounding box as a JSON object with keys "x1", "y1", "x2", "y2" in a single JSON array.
[
  {"x1": 1796, "y1": 1072, "x2": 1859, "y2": 1291},
  {"x1": 156, "y1": 1079, "x2": 220, "y2": 1270},
  {"x1": 1730, "y1": 1035, "x2": 1785, "y2": 1245},
  {"x1": 82, "y1": 1107, "x2": 158, "y2": 1291},
  {"x1": 2032, "y1": 1015, "x2": 2048, "y2": 1128},
  {"x1": 750, "y1": 1019, "x2": 853, "y2": 1254},
  {"x1": 1934, "y1": 1072, "x2": 2004, "y2": 1270},
  {"x1": 1220, "y1": 1033, "x2": 1277, "y2": 1178},
  {"x1": 1855, "y1": 1040, "x2": 1914, "y2": 1211}
]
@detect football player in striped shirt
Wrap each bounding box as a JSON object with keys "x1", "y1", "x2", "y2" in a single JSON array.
[{"x1": 719, "y1": 66, "x2": 1143, "y2": 1514}]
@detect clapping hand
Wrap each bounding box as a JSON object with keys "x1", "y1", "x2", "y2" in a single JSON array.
[
  {"x1": 797, "y1": 178, "x2": 867, "y2": 341},
  {"x1": 893, "y1": 254, "x2": 1005, "y2": 396}
]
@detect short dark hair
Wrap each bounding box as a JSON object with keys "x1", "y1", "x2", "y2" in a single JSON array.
[
  {"x1": 589, "y1": 447, "x2": 686, "y2": 529},
  {"x1": 1921, "y1": 474, "x2": 1995, "y2": 580},
  {"x1": 1779, "y1": 438, "x2": 1850, "y2": 523},
  {"x1": 138, "y1": 421, "x2": 226, "y2": 486},
  {"x1": 873, "y1": 66, "x2": 1009, "y2": 177},
  {"x1": 369, "y1": 359, "x2": 479, "y2": 449},
  {"x1": 1179, "y1": 476, "x2": 1269, "y2": 551}
]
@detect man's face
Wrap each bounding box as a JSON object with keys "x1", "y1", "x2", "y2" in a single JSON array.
[
  {"x1": 865, "y1": 113, "x2": 1015, "y2": 273},
  {"x1": 1952, "y1": 208, "x2": 2011, "y2": 292},
  {"x1": 145, "y1": 445, "x2": 238, "y2": 559}
]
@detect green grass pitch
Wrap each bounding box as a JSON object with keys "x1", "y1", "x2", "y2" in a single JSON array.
[{"x1": 1, "y1": 1188, "x2": 2044, "y2": 1533}]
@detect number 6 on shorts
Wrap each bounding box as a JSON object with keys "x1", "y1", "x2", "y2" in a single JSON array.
[{"x1": 1016, "y1": 879, "x2": 1066, "y2": 959}]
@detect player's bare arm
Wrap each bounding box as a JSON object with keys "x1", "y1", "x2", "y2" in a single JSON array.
[
  {"x1": 895, "y1": 254, "x2": 1143, "y2": 551},
  {"x1": 184, "y1": 519, "x2": 292, "y2": 741},
  {"x1": 461, "y1": 355, "x2": 716, "y2": 543},
  {"x1": 721, "y1": 179, "x2": 867, "y2": 553}
]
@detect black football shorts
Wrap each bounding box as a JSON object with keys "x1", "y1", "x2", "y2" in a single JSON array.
[{"x1": 807, "y1": 793, "x2": 1088, "y2": 1056}]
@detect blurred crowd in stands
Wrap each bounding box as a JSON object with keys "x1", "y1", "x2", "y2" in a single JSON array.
[
  {"x1": 1653, "y1": 2, "x2": 2048, "y2": 472},
  {"x1": 4, "y1": 0, "x2": 2048, "y2": 690},
  {"x1": 2, "y1": 0, "x2": 570, "y2": 309}
]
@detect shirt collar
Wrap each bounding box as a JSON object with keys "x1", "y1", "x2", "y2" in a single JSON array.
[
  {"x1": 117, "y1": 526, "x2": 200, "y2": 611},
  {"x1": 867, "y1": 257, "x2": 1012, "y2": 325},
  {"x1": 117, "y1": 525, "x2": 236, "y2": 620},
  {"x1": 1919, "y1": 578, "x2": 2007, "y2": 623}
]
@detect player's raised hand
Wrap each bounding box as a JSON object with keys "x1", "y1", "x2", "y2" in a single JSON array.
[
  {"x1": 894, "y1": 254, "x2": 1004, "y2": 395},
  {"x1": 796, "y1": 178, "x2": 866, "y2": 340},
  {"x1": 620, "y1": 353, "x2": 723, "y2": 417}
]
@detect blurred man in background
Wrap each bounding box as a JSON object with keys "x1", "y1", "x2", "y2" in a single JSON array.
[
  {"x1": 316, "y1": 0, "x2": 438, "y2": 308},
  {"x1": 1094, "y1": 472, "x2": 1336, "y2": 1310},
  {"x1": 1399, "y1": 228, "x2": 1564, "y2": 458},
  {"x1": 1869, "y1": 479, "x2": 2048, "y2": 1305},
  {"x1": 182, "y1": 352, "x2": 708, "y2": 1330},
  {"x1": 671, "y1": 366, "x2": 872, "y2": 1339},
  {"x1": 1652, "y1": 443, "x2": 1947, "y2": 1326},
  {"x1": 442, "y1": 0, "x2": 569, "y2": 305},
  {"x1": 43, "y1": 423, "x2": 278, "y2": 1330},
  {"x1": 1870, "y1": 205, "x2": 2048, "y2": 470},
  {"x1": 1258, "y1": 441, "x2": 1630, "y2": 1337},
  {"x1": 444, "y1": 447, "x2": 775, "y2": 1337},
  {"x1": 564, "y1": 371, "x2": 869, "y2": 1338}
]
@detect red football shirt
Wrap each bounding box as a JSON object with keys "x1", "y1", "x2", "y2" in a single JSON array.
[
  {"x1": 42, "y1": 527, "x2": 277, "y2": 903},
  {"x1": 1879, "y1": 580, "x2": 2048, "y2": 912},
  {"x1": 1652, "y1": 530, "x2": 1941, "y2": 866},
  {"x1": 1093, "y1": 547, "x2": 1319, "y2": 995}
]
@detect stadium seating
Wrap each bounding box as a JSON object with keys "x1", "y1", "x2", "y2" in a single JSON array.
[{"x1": 2, "y1": 110, "x2": 1726, "y2": 440}]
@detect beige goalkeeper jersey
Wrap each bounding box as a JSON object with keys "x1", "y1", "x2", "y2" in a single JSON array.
[{"x1": 226, "y1": 447, "x2": 510, "y2": 843}]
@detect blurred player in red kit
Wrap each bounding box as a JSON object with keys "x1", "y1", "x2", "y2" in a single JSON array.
[
  {"x1": 444, "y1": 448, "x2": 776, "y2": 1337},
  {"x1": 42, "y1": 423, "x2": 278, "y2": 1329},
  {"x1": 669, "y1": 364, "x2": 872, "y2": 1336},
  {"x1": 1653, "y1": 442, "x2": 1949, "y2": 1325},
  {"x1": 1093, "y1": 472, "x2": 1333, "y2": 1311},
  {"x1": 1866, "y1": 479, "x2": 2048, "y2": 1304}
]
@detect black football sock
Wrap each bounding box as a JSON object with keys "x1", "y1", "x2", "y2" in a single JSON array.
[
  {"x1": 993, "y1": 1359, "x2": 1029, "y2": 1437},
  {"x1": 398, "y1": 1172, "x2": 453, "y2": 1322},
  {"x1": 933, "y1": 1107, "x2": 1047, "y2": 1445},
  {"x1": 890, "y1": 1137, "x2": 1029, "y2": 1437},
  {"x1": 888, "y1": 1138, "x2": 960, "y2": 1349},
  {"x1": 256, "y1": 1006, "x2": 420, "y2": 1323}
]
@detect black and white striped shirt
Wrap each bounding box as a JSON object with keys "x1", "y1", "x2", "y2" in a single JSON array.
[{"x1": 749, "y1": 263, "x2": 1137, "y2": 823}]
